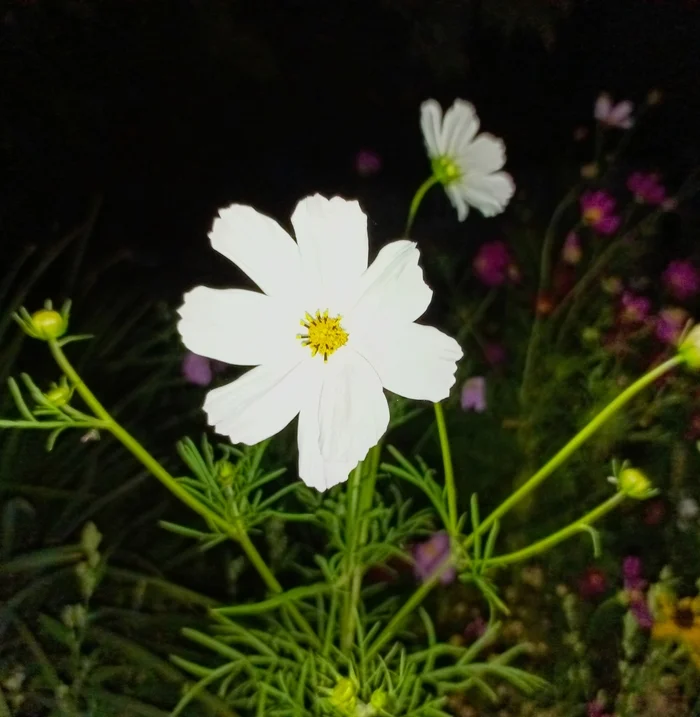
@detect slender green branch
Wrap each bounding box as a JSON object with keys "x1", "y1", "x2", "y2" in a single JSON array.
[
  {"x1": 433, "y1": 403, "x2": 457, "y2": 532},
  {"x1": 47, "y1": 340, "x2": 320, "y2": 647},
  {"x1": 467, "y1": 355, "x2": 683, "y2": 550},
  {"x1": 405, "y1": 176, "x2": 440, "y2": 236},
  {"x1": 485, "y1": 492, "x2": 626, "y2": 567}
]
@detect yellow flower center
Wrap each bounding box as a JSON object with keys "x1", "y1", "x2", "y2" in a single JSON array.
[
  {"x1": 674, "y1": 606, "x2": 695, "y2": 630},
  {"x1": 583, "y1": 207, "x2": 604, "y2": 225},
  {"x1": 297, "y1": 310, "x2": 349, "y2": 361},
  {"x1": 431, "y1": 155, "x2": 462, "y2": 185}
]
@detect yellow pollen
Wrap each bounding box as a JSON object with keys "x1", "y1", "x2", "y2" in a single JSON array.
[
  {"x1": 297, "y1": 310, "x2": 349, "y2": 362},
  {"x1": 583, "y1": 207, "x2": 604, "y2": 225}
]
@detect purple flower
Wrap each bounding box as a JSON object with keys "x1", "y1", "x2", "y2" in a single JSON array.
[
  {"x1": 412, "y1": 532, "x2": 456, "y2": 585},
  {"x1": 355, "y1": 149, "x2": 382, "y2": 177},
  {"x1": 619, "y1": 291, "x2": 651, "y2": 324},
  {"x1": 662, "y1": 260, "x2": 700, "y2": 301},
  {"x1": 182, "y1": 351, "x2": 225, "y2": 386},
  {"x1": 580, "y1": 191, "x2": 621, "y2": 235},
  {"x1": 463, "y1": 616, "x2": 487, "y2": 642},
  {"x1": 473, "y1": 241, "x2": 513, "y2": 287},
  {"x1": 561, "y1": 232, "x2": 582, "y2": 265},
  {"x1": 622, "y1": 556, "x2": 645, "y2": 591},
  {"x1": 627, "y1": 172, "x2": 666, "y2": 205},
  {"x1": 655, "y1": 307, "x2": 691, "y2": 345},
  {"x1": 587, "y1": 699, "x2": 612, "y2": 717},
  {"x1": 594, "y1": 93, "x2": 634, "y2": 129},
  {"x1": 622, "y1": 556, "x2": 653, "y2": 629},
  {"x1": 483, "y1": 342, "x2": 506, "y2": 367},
  {"x1": 461, "y1": 377, "x2": 486, "y2": 413}
]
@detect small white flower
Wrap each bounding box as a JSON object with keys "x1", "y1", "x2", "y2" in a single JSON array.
[
  {"x1": 178, "y1": 195, "x2": 462, "y2": 491},
  {"x1": 420, "y1": 99, "x2": 515, "y2": 221}
]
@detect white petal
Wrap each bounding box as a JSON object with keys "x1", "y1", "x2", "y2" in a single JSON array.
[
  {"x1": 291, "y1": 195, "x2": 368, "y2": 310},
  {"x1": 352, "y1": 322, "x2": 462, "y2": 401},
  {"x1": 177, "y1": 287, "x2": 298, "y2": 366},
  {"x1": 442, "y1": 100, "x2": 480, "y2": 157},
  {"x1": 204, "y1": 357, "x2": 310, "y2": 445},
  {"x1": 317, "y1": 349, "x2": 389, "y2": 462},
  {"x1": 420, "y1": 99, "x2": 444, "y2": 157},
  {"x1": 297, "y1": 376, "x2": 358, "y2": 491},
  {"x1": 445, "y1": 184, "x2": 469, "y2": 222},
  {"x1": 345, "y1": 241, "x2": 433, "y2": 328},
  {"x1": 461, "y1": 172, "x2": 515, "y2": 217},
  {"x1": 210, "y1": 204, "x2": 303, "y2": 298},
  {"x1": 461, "y1": 134, "x2": 506, "y2": 174}
]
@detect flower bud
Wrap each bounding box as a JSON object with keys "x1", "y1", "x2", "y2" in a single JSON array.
[
  {"x1": 215, "y1": 459, "x2": 237, "y2": 487},
  {"x1": 619, "y1": 467, "x2": 656, "y2": 500},
  {"x1": 679, "y1": 325, "x2": 700, "y2": 370},
  {"x1": 45, "y1": 379, "x2": 73, "y2": 407},
  {"x1": 30, "y1": 309, "x2": 67, "y2": 340},
  {"x1": 330, "y1": 678, "x2": 357, "y2": 713},
  {"x1": 369, "y1": 689, "x2": 389, "y2": 712}
]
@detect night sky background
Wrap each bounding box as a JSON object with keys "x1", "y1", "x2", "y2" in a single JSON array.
[{"x1": 2, "y1": 0, "x2": 700, "y2": 298}]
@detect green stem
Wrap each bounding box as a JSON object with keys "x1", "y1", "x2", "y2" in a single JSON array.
[
  {"x1": 434, "y1": 402, "x2": 457, "y2": 532},
  {"x1": 456, "y1": 289, "x2": 497, "y2": 344},
  {"x1": 405, "y1": 176, "x2": 440, "y2": 236},
  {"x1": 467, "y1": 355, "x2": 683, "y2": 550},
  {"x1": 47, "y1": 340, "x2": 319, "y2": 647},
  {"x1": 520, "y1": 187, "x2": 579, "y2": 405},
  {"x1": 486, "y1": 492, "x2": 626, "y2": 567}
]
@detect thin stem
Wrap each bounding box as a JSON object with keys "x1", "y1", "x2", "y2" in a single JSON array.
[
  {"x1": 340, "y1": 462, "x2": 363, "y2": 652},
  {"x1": 405, "y1": 176, "x2": 440, "y2": 237},
  {"x1": 520, "y1": 187, "x2": 579, "y2": 405},
  {"x1": 466, "y1": 355, "x2": 683, "y2": 550},
  {"x1": 486, "y1": 492, "x2": 625, "y2": 567},
  {"x1": 434, "y1": 402, "x2": 457, "y2": 532},
  {"x1": 47, "y1": 340, "x2": 319, "y2": 647},
  {"x1": 456, "y1": 289, "x2": 497, "y2": 344}
]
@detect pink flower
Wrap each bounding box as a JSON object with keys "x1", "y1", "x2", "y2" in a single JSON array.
[
  {"x1": 627, "y1": 172, "x2": 666, "y2": 205},
  {"x1": 463, "y1": 616, "x2": 487, "y2": 642},
  {"x1": 662, "y1": 260, "x2": 700, "y2": 301},
  {"x1": 461, "y1": 377, "x2": 486, "y2": 413},
  {"x1": 473, "y1": 240, "x2": 514, "y2": 287},
  {"x1": 580, "y1": 191, "x2": 621, "y2": 234},
  {"x1": 622, "y1": 556, "x2": 653, "y2": 629},
  {"x1": 587, "y1": 699, "x2": 612, "y2": 717},
  {"x1": 355, "y1": 149, "x2": 382, "y2": 177},
  {"x1": 655, "y1": 307, "x2": 690, "y2": 344},
  {"x1": 594, "y1": 93, "x2": 634, "y2": 129},
  {"x1": 483, "y1": 342, "x2": 506, "y2": 366},
  {"x1": 578, "y1": 566, "x2": 607, "y2": 600},
  {"x1": 619, "y1": 291, "x2": 651, "y2": 324},
  {"x1": 561, "y1": 231, "x2": 582, "y2": 265},
  {"x1": 412, "y1": 532, "x2": 455, "y2": 585},
  {"x1": 182, "y1": 351, "x2": 226, "y2": 386}
]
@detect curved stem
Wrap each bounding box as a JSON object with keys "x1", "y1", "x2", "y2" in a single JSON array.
[
  {"x1": 47, "y1": 340, "x2": 320, "y2": 647},
  {"x1": 433, "y1": 402, "x2": 457, "y2": 531},
  {"x1": 485, "y1": 492, "x2": 625, "y2": 567},
  {"x1": 466, "y1": 355, "x2": 683, "y2": 550},
  {"x1": 405, "y1": 176, "x2": 440, "y2": 237}
]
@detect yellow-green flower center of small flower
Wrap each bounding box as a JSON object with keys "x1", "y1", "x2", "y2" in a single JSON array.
[
  {"x1": 297, "y1": 310, "x2": 349, "y2": 361},
  {"x1": 583, "y1": 207, "x2": 604, "y2": 225},
  {"x1": 431, "y1": 155, "x2": 462, "y2": 185}
]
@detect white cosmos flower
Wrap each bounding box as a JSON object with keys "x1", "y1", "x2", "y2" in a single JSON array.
[
  {"x1": 177, "y1": 195, "x2": 463, "y2": 492},
  {"x1": 420, "y1": 99, "x2": 515, "y2": 221}
]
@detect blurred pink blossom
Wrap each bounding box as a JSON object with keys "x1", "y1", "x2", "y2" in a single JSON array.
[
  {"x1": 619, "y1": 291, "x2": 651, "y2": 324},
  {"x1": 412, "y1": 532, "x2": 455, "y2": 585},
  {"x1": 578, "y1": 566, "x2": 607, "y2": 600},
  {"x1": 580, "y1": 191, "x2": 620, "y2": 234},
  {"x1": 483, "y1": 342, "x2": 506, "y2": 366},
  {"x1": 627, "y1": 172, "x2": 666, "y2": 205},
  {"x1": 182, "y1": 351, "x2": 226, "y2": 386},
  {"x1": 654, "y1": 307, "x2": 690, "y2": 345},
  {"x1": 561, "y1": 232, "x2": 582, "y2": 265},
  {"x1": 662, "y1": 260, "x2": 700, "y2": 301},
  {"x1": 622, "y1": 556, "x2": 653, "y2": 629},
  {"x1": 594, "y1": 93, "x2": 634, "y2": 129},
  {"x1": 473, "y1": 241, "x2": 514, "y2": 287},
  {"x1": 355, "y1": 149, "x2": 382, "y2": 177},
  {"x1": 461, "y1": 377, "x2": 486, "y2": 413}
]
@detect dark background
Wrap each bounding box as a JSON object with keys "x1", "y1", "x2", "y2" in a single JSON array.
[{"x1": 2, "y1": 0, "x2": 699, "y2": 292}]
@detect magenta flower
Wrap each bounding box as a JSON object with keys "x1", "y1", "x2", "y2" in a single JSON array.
[
  {"x1": 619, "y1": 291, "x2": 651, "y2": 324},
  {"x1": 461, "y1": 377, "x2": 486, "y2": 413},
  {"x1": 580, "y1": 191, "x2": 621, "y2": 235},
  {"x1": 412, "y1": 532, "x2": 456, "y2": 585},
  {"x1": 483, "y1": 342, "x2": 506, "y2": 366},
  {"x1": 578, "y1": 566, "x2": 607, "y2": 600},
  {"x1": 662, "y1": 260, "x2": 700, "y2": 301},
  {"x1": 182, "y1": 351, "x2": 225, "y2": 386},
  {"x1": 594, "y1": 93, "x2": 634, "y2": 129},
  {"x1": 622, "y1": 556, "x2": 653, "y2": 629},
  {"x1": 627, "y1": 172, "x2": 666, "y2": 205},
  {"x1": 355, "y1": 149, "x2": 382, "y2": 177},
  {"x1": 561, "y1": 231, "x2": 582, "y2": 265},
  {"x1": 473, "y1": 240, "x2": 513, "y2": 287},
  {"x1": 655, "y1": 307, "x2": 691, "y2": 345},
  {"x1": 587, "y1": 699, "x2": 612, "y2": 717}
]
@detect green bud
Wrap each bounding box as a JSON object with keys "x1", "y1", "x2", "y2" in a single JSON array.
[
  {"x1": 30, "y1": 309, "x2": 67, "y2": 340},
  {"x1": 369, "y1": 689, "x2": 389, "y2": 711},
  {"x1": 44, "y1": 377, "x2": 74, "y2": 407},
  {"x1": 679, "y1": 325, "x2": 700, "y2": 370},
  {"x1": 81, "y1": 522, "x2": 102, "y2": 566},
  {"x1": 330, "y1": 678, "x2": 357, "y2": 713},
  {"x1": 216, "y1": 459, "x2": 237, "y2": 487},
  {"x1": 618, "y1": 467, "x2": 656, "y2": 500}
]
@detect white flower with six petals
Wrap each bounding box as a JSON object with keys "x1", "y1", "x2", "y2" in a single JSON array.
[
  {"x1": 420, "y1": 99, "x2": 515, "y2": 221},
  {"x1": 177, "y1": 195, "x2": 462, "y2": 492}
]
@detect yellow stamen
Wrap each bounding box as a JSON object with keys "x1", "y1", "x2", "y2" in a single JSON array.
[{"x1": 297, "y1": 309, "x2": 349, "y2": 362}]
